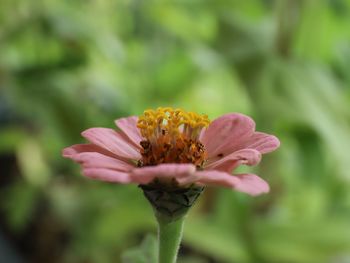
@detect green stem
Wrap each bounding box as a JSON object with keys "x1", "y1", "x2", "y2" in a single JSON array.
[{"x1": 157, "y1": 216, "x2": 185, "y2": 263}]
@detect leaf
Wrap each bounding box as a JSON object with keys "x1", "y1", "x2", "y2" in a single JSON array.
[
  {"x1": 121, "y1": 234, "x2": 158, "y2": 263},
  {"x1": 184, "y1": 217, "x2": 250, "y2": 263},
  {"x1": 1, "y1": 182, "x2": 40, "y2": 232}
]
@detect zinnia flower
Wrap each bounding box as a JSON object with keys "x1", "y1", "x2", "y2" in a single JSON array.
[{"x1": 62, "y1": 108, "x2": 280, "y2": 197}]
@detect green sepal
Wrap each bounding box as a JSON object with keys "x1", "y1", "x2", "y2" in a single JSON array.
[{"x1": 140, "y1": 182, "x2": 204, "y2": 222}]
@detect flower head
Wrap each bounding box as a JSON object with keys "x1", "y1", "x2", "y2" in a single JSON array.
[
  {"x1": 63, "y1": 108, "x2": 279, "y2": 195},
  {"x1": 63, "y1": 107, "x2": 280, "y2": 197},
  {"x1": 63, "y1": 108, "x2": 280, "y2": 220}
]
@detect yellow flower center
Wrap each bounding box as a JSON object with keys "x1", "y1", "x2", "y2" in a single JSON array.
[{"x1": 137, "y1": 107, "x2": 210, "y2": 168}]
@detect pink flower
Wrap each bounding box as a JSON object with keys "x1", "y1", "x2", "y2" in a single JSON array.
[{"x1": 62, "y1": 108, "x2": 280, "y2": 196}]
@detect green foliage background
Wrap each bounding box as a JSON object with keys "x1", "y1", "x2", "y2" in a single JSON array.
[{"x1": 1, "y1": 0, "x2": 350, "y2": 262}]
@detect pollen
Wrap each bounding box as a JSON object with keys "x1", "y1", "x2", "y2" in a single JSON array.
[{"x1": 137, "y1": 107, "x2": 210, "y2": 168}]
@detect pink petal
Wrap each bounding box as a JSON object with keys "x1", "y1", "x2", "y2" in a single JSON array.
[
  {"x1": 233, "y1": 173, "x2": 270, "y2": 195},
  {"x1": 82, "y1": 128, "x2": 141, "y2": 160},
  {"x1": 115, "y1": 116, "x2": 143, "y2": 148},
  {"x1": 206, "y1": 149, "x2": 261, "y2": 172},
  {"x1": 201, "y1": 113, "x2": 255, "y2": 159},
  {"x1": 62, "y1": 144, "x2": 116, "y2": 158},
  {"x1": 66, "y1": 152, "x2": 134, "y2": 172},
  {"x1": 194, "y1": 170, "x2": 269, "y2": 196},
  {"x1": 240, "y1": 132, "x2": 280, "y2": 154},
  {"x1": 130, "y1": 163, "x2": 196, "y2": 185},
  {"x1": 82, "y1": 168, "x2": 131, "y2": 183}
]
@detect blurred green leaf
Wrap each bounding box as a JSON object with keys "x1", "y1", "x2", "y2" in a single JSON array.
[
  {"x1": 1, "y1": 182, "x2": 40, "y2": 231},
  {"x1": 121, "y1": 234, "x2": 157, "y2": 263},
  {"x1": 16, "y1": 138, "x2": 51, "y2": 187}
]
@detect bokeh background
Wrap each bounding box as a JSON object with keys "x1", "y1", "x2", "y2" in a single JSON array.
[{"x1": 1, "y1": 0, "x2": 350, "y2": 262}]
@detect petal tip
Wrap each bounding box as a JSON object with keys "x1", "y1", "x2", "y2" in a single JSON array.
[
  {"x1": 273, "y1": 135, "x2": 281, "y2": 149},
  {"x1": 62, "y1": 146, "x2": 75, "y2": 158},
  {"x1": 235, "y1": 174, "x2": 270, "y2": 196},
  {"x1": 81, "y1": 128, "x2": 93, "y2": 138}
]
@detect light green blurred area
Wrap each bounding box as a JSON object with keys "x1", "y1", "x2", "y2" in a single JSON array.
[{"x1": 1, "y1": 0, "x2": 350, "y2": 262}]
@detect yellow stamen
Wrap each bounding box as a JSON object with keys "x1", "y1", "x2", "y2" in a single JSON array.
[
  {"x1": 137, "y1": 107, "x2": 210, "y2": 168},
  {"x1": 137, "y1": 107, "x2": 210, "y2": 139}
]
